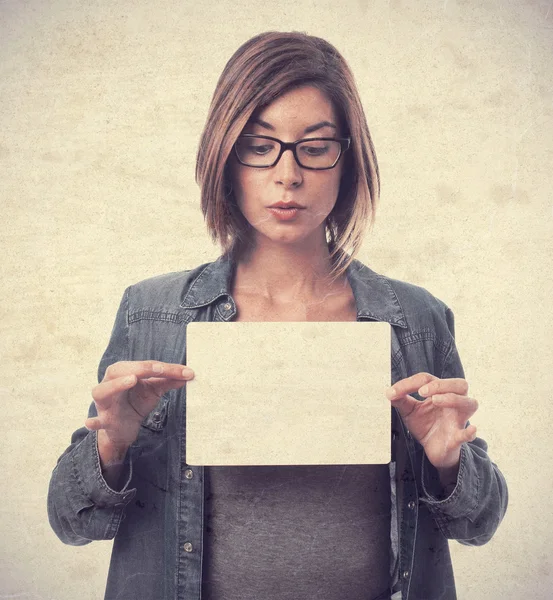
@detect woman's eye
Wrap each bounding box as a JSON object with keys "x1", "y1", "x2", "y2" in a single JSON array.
[
  {"x1": 302, "y1": 145, "x2": 329, "y2": 156},
  {"x1": 249, "y1": 144, "x2": 274, "y2": 155}
]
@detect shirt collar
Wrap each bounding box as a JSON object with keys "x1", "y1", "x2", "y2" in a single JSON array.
[{"x1": 180, "y1": 253, "x2": 407, "y2": 328}]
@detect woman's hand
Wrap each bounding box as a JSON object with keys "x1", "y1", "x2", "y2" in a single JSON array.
[
  {"x1": 85, "y1": 360, "x2": 195, "y2": 448},
  {"x1": 386, "y1": 373, "x2": 478, "y2": 473}
]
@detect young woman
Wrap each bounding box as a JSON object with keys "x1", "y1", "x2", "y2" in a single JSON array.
[{"x1": 47, "y1": 32, "x2": 508, "y2": 600}]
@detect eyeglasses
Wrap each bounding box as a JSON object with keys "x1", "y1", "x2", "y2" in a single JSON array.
[{"x1": 233, "y1": 134, "x2": 351, "y2": 170}]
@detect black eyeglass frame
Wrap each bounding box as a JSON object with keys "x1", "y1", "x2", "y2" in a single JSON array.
[{"x1": 233, "y1": 134, "x2": 351, "y2": 170}]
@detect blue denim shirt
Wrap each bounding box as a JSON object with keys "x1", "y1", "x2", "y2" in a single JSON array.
[{"x1": 47, "y1": 254, "x2": 508, "y2": 600}]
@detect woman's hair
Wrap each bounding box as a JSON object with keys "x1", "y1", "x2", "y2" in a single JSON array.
[{"x1": 195, "y1": 31, "x2": 380, "y2": 283}]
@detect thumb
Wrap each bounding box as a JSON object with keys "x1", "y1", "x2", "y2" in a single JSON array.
[
  {"x1": 388, "y1": 393, "x2": 420, "y2": 419},
  {"x1": 84, "y1": 417, "x2": 103, "y2": 430},
  {"x1": 148, "y1": 377, "x2": 190, "y2": 398}
]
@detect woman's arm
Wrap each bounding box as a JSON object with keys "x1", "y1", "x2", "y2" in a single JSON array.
[
  {"x1": 420, "y1": 330, "x2": 509, "y2": 546},
  {"x1": 46, "y1": 289, "x2": 137, "y2": 545},
  {"x1": 389, "y1": 307, "x2": 509, "y2": 546},
  {"x1": 420, "y1": 432, "x2": 508, "y2": 546}
]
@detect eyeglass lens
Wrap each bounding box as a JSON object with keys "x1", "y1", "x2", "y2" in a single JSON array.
[{"x1": 235, "y1": 137, "x2": 342, "y2": 168}]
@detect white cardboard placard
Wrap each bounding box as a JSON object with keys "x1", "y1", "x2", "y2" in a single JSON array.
[{"x1": 185, "y1": 321, "x2": 391, "y2": 465}]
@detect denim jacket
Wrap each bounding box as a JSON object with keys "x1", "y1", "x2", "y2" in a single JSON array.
[{"x1": 47, "y1": 254, "x2": 508, "y2": 600}]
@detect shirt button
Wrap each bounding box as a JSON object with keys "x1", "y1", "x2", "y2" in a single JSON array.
[
  {"x1": 402, "y1": 570, "x2": 410, "y2": 579},
  {"x1": 183, "y1": 542, "x2": 193, "y2": 552},
  {"x1": 407, "y1": 430, "x2": 412, "y2": 439},
  {"x1": 223, "y1": 302, "x2": 231, "y2": 310},
  {"x1": 152, "y1": 412, "x2": 161, "y2": 423},
  {"x1": 408, "y1": 501, "x2": 416, "y2": 510},
  {"x1": 184, "y1": 469, "x2": 194, "y2": 479}
]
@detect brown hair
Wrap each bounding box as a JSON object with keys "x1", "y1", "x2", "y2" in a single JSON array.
[{"x1": 195, "y1": 31, "x2": 380, "y2": 283}]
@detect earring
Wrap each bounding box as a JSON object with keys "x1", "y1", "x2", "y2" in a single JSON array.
[{"x1": 224, "y1": 182, "x2": 233, "y2": 197}]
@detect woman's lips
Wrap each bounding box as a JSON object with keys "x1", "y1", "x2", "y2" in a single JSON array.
[{"x1": 267, "y1": 207, "x2": 304, "y2": 220}]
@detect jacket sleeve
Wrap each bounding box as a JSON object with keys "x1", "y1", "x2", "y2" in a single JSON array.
[
  {"x1": 418, "y1": 307, "x2": 509, "y2": 546},
  {"x1": 47, "y1": 287, "x2": 138, "y2": 545}
]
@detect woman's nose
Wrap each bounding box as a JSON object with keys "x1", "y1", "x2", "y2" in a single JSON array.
[{"x1": 273, "y1": 148, "x2": 303, "y2": 188}]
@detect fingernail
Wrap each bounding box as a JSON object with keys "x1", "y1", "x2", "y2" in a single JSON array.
[
  {"x1": 419, "y1": 385, "x2": 429, "y2": 395},
  {"x1": 152, "y1": 363, "x2": 164, "y2": 373},
  {"x1": 124, "y1": 375, "x2": 134, "y2": 385},
  {"x1": 387, "y1": 388, "x2": 397, "y2": 400},
  {"x1": 182, "y1": 367, "x2": 194, "y2": 377}
]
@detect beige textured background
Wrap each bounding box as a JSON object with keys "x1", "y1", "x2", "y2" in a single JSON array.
[{"x1": 1, "y1": 0, "x2": 551, "y2": 598}]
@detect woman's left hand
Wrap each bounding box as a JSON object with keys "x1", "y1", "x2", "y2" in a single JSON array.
[{"x1": 386, "y1": 373, "x2": 478, "y2": 471}]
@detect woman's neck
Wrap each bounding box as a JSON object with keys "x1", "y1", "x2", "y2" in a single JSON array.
[{"x1": 232, "y1": 238, "x2": 346, "y2": 305}]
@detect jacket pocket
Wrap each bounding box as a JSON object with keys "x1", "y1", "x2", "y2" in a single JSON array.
[
  {"x1": 141, "y1": 393, "x2": 170, "y2": 431},
  {"x1": 131, "y1": 393, "x2": 172, "y2": 492}
]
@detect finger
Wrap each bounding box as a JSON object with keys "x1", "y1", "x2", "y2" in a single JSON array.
[
  {"x1": 92, "y1": 374, "x2": 137, "y2": 407},
  {"x1": 388, "y1": 393, "x2": 421, "y2": 419},
  {"x1": 431, "y1": 393, "x2": 478, "y2": 416},
  {"x1": 458, "y1": 424, "x2": 478, "y2": 444},
  {"x1": 387, "y1": 372, "x2": 437, "y2": 400},
  {"x1": 148, "y1": 377, "x2": 192, "y2": 397},
  {"x1": 419, "y1": 377, "x2": 469, "y2": 398},
  {"x1": 84, "y1": 416, "x2": 103, "y2": 431},
  {"x1": 103, "y1": 361, "x2": 194, "y2": 382}
]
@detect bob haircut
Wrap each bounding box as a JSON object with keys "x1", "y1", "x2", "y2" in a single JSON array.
[{"x1": 196, "y1": 31, "x2": 380, "y2": 283}]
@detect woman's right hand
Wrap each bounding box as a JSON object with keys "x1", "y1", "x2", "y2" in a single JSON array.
[{"x1": 85, "y1": 361, "x2": 195, "y2": 448}]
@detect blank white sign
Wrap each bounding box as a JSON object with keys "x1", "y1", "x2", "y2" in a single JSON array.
[{"x1": 185, "y1": 321, "x2": 391, "y2": 466}]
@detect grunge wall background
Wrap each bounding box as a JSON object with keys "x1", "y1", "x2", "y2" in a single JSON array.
[{"x1": 1, "y1": 1, "x2": 552, "y2": 598}]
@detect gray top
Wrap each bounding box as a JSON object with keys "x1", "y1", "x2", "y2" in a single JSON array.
[{"x1": 202, "y1": 464, "x2": 391, "y2": 600}]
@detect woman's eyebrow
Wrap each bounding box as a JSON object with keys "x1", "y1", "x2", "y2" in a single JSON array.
[
  {"x1": 303, "y1": 121, "x2": 337, "y2": 134},
  {"x1": 250, "y1": 118, "x2": 275, "y2": 131},
  {"x1": 249, "y1": 118, "x2": 337, "y2": 134}
]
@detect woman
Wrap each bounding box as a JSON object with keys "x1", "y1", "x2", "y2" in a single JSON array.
[{"x1": 47, "y1": 32, "x2": 508, "y2": 600}]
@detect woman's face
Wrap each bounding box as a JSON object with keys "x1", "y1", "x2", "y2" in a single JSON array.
[{"x1": 229, "y1": 85, "x2": 345, "y2": 249}]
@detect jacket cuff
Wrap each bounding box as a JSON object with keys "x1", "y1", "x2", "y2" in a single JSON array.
[
  {"x1": 419, "y1": 443, "x2": 479, "y2": 520},
  {"x1": 70, "y1": 430, "x2": 137, "y2": 507}
]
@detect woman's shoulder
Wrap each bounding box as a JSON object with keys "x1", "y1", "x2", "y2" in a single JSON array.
[
  {"x1": 385, "y1": 273, "x2": 448, "y2": 312},
  {"x1": 352, "y1": 258, "x2": 448, "y2": 306},
  {"x1": 350, "y1": 258, "x2": 454, "y2": 332},
  {"x1": 123, "y1": 257, "x2": 229, "y2": 309}
]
